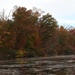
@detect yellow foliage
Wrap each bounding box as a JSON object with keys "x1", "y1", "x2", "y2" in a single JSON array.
[{"x1": 16, "y1": 50, "x2": 26, "y2": 58}]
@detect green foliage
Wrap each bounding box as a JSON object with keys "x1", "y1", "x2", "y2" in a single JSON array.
[
  {"x1": 0, "y1": 47, "x2": 16, "y2": 59},
  {"x1": 37, "y1": 13, "x2": 58, "y2": 55},
  {"x1": 63, "y1": 48, "x2": 73, "y2": 55}
]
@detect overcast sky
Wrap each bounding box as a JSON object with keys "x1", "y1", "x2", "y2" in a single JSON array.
[{"x1": 0, "y1": 0, "x2": 75, "y2": 28}]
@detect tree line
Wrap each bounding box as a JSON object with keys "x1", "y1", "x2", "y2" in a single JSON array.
[{"x1": 0, "y1": 6, "x2": 75, "y2": 59}]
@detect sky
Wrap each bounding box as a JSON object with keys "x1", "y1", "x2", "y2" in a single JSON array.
[{"x1": 0, "y1": 0, "x2": 75, "y2": 28}]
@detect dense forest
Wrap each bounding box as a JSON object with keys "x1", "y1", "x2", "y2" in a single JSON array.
[{"x1": 0, "y1": 6, "x2": 75, "y2": 59}]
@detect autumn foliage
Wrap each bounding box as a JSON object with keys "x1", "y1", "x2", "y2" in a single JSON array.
[{"x1": 0, "y1": 6, "x2": 75, "y2": 59}]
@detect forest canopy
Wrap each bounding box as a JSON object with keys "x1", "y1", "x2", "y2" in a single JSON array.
[{"x1": 0, "y1": 6, "x2": 75, "y2": 59}]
